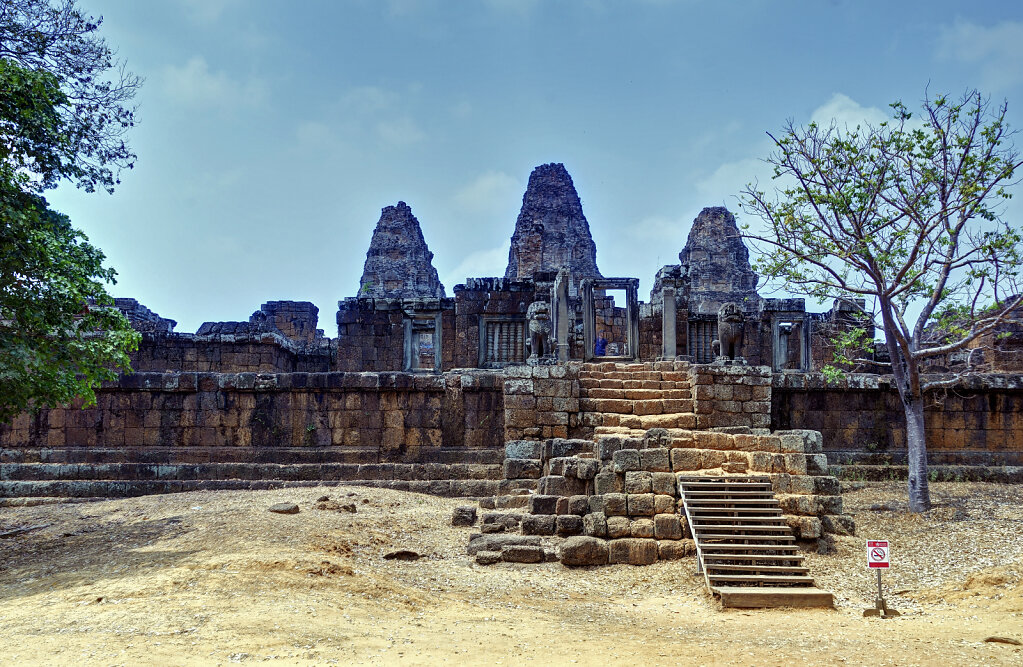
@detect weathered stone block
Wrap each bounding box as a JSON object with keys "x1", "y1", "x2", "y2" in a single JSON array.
[
  {"x1": 568, "y1": 495, "x2": 589, "y2": 515},
  {"x1": 821, "y1": 514, "x2": 856, "y2": 536},
  {"x1": 631, "y1": 518, "x2": 655, "y2": 538},
  {"x1": 451, "y1": 506, "x2": 477, "y2": 527},
  {"x1": 613, "y1": 449, "x2": 641, "y2": 472},
  {"x1": 528, "y1": 494, "x2": 559, "y2": 515},
  {"x1": 603, "y1": 493, "x2": 627, "y2": 516},
  {"x1": 587, "y1": 495, "x2": 606, "y2": 514},
  {"x1": 627, "y1": 493, "x2": 655, "y2": 516},
  {"x1": 467, "y1": 534, "x2": 541, "y2": 556},
  {"x1": 558, "y1": 536, "x2": 609, "y2": 566},
  {"x1": 606, "y1": 515, "x2": 631, "y2": 539},
  {"x1": 806, "y1": 454, "x2": 829, "y2": 475},
  {"x1": 653, "y1": 494, "x2": 675, "y2": 515},
  {"x1": 653, "y1": 513, "x2": 682, "y2": 539},
  {"x1": 608, "y1": 538, "x2": 658, "y2": 565},
  {"x1": 504, "y1": 458, "x2": 542, "y2": 480},
  {"x1": 594, "y1": 471, "x2": 623, "y2": 495},
  {"x1": 657, "y1": 539, "x2": 694, "y2": 560},
  {"x1": 670, "y1": 448, "x2": 702, "y2": 472},
  {"x1": 502, "y1": 544, "x2": 543, "y2": 563},
  {"x1": 783, "y1": 453, "x2": 808, "y2": 475},
  {"x1": 640, "y1": 447, "x2": 670, "y2": 472},
  {"x1": 556, "y1": 514, "x2": 584, "y2": 536},
  {"x1": 651, "y1": 472, "x2": 676, "y2": 495},
  {"x1": 520, "y1": 514, "x2": 556, "y2": 536},
  {"x1": 786, "y1": 515, "x2": 822, "y2": 539},
  {"x1": 475, "y1": 550, "x2": 502, "y2": 565},
  {"x1": 583, "y1": 512, "x2": 608, "y2": 538},
  {"x1": 624, "y1": 470, "x2": 653, "y2": 494}
]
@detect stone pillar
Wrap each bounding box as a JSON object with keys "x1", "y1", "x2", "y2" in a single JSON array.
[
  {"x1": 661, "y1": 287, "x2": 676, "y2": 359},
  {"x1": 553, "y1": 269, "x2": 571, "y2": 362}
]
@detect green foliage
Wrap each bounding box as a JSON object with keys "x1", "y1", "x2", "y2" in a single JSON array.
[
  {"x1": 741, "y1": 90, "x2": 1023, "y2": 375},
  {"x1": 0, "y1": 179, "x2": 139, "y2": 421},
  {"x1": 0, "y1": 2, "x2": 141, "y2": 420},
  {"x1": 0, "y1": 0, "x2": 139, "y2": 193}
]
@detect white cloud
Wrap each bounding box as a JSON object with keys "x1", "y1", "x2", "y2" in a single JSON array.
[
  {"x1": 375, "y1": 117, "x2": 426, "y2": 146},
  {"x1": 439, "y1": 244, "x2": 511, "y2": 291},
  {"x1": 693, "y1": 156, "x2": 770, "y2": 207},
  {"x1": 161, "y1": 56, "x2": 266, "y2": 108},
  {"x1": 295, "y1": 121, "x2": 335, "y2": 147},
  {"x1": 178, "y1": 0, "x2": 240, "y2": 25},
  {"x1": 937, "y1": 19, "x2": 1023, "y2": 91},
  {"x1": 810, "y1": 93, "x2": 888, "y2": 130},
  {"x1": 341, "y1": 86, "x2": 400, "y2": 115},
  {"x1": 453, "y1": 171, "x2": 520, "y2": 215}
]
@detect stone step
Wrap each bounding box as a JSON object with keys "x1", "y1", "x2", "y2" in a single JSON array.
[
  {"x1": 0, "y1": 478, "x2": 536, "y2": 499},
  {"x1": 0, "y1": 447, "x2": 506, "y2": 466},
  {"x1": 829, "y1": 463, "x2": 1023, "y2": 483},
  {"x1": 0, "y1": 462, "x2": 505, "y2": 483},
  {"x1": 827, "y1": 449, "x2": 1023, "y2": 467}
]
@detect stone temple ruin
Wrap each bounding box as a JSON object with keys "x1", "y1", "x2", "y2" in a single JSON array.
[{"x1": 3, "y1": 162, "x2": 1023, "y2": 607}]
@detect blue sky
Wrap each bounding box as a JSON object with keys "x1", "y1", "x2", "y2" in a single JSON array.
[{"x1": 47, "y1": 0, "x2": 1023, "y2": 333}]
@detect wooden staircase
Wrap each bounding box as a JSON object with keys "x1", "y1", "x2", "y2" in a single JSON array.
[{"x1": 678, "y1": 476, "x2": 834, "y2": 608}]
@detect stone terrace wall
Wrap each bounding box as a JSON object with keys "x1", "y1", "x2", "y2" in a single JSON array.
[
  {"x1": 772, "y1": 373, "x2": 1023, "y2": 465},
  {"x1": 130, "y1": 333, "x2": 334, "y2": 374},
  {"x1": 336, "y1": 298, "x2": 456, "y2": 372},
  {"x1": 1, "y1": 370, "x2": 504, "y2": 453},
  {"x1": 503, "y1": 364, "x2": 581, "y2": 441},
  {"x1": 689, "y1": 365, "x2": 772, "y2": 429}
]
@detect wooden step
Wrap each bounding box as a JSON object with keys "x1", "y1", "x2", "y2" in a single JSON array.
[
  {"x1": 702, "y1": 553, "x2": 805, "y2": 562},
  {"x1": 705, "y1": 564, "x2": 809, "y2": 574},
  {"x1": 684, "y1": 498, "x2": 779, "y2": 506},
  {"x1": 691, "y1": 515, "x2": 787, "y2": 523},
  {"x1": 699, "y1": 543, "x2": 799, "y2": 552},
  {"x1": 696, "y1": 533, "x2": 795, "y2": 542},
  {"x1": 713, "y1": 586, "x2": 834, "y2": 609},
  {"x1": 687, "y1": 507, "x2": 783, "y2": 515},
  {"x1": 692, "y1": 524, "x2": 791, "y2": 533},
  {"x1": 708, "y1": 574, "x2": 815, "y2": 585},
  {"x1": 681, "y1": 490, "x2": 776, "y2": 497}
]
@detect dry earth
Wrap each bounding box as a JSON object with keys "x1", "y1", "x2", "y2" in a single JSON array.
[{"x1": 1, "y1": 481, "x2": 1022, "y2": 666}]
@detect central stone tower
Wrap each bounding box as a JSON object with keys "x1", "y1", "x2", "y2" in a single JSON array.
[
  {"x1": 358, "y1": 201, "x2": 445, "y2": 299},
  {"x1": 505, "y1": 163, "x2": 602, "y2": 292}
]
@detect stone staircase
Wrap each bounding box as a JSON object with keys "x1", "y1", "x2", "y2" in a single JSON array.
[
  {"x1": 0, "y1": 446, "x2": 520, "y2": 500},
  {"x1": 678, "y1": 476, "x2": 834, "y2": 608},
  {"x1": 578, "y1": 362, "x2": 696, "y2": 437}
]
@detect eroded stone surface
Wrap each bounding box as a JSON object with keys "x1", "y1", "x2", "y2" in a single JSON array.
[
  {"x1": 680, "y1": 207, "x2": 759, "y2": 314},
  {"x1": 359, "y1": 201, "x2": 445, "y2": 299},
  {"x1": 505, "y1": 163, "x2": 601, "y2": 290}
]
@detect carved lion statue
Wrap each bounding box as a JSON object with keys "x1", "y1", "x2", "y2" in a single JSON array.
[
  {"x1": 712, "y1": 302, "x2": 744, "y2": 360},
  {"x1": 526, "y1": 300, "x2": 553, "y2": 359}
]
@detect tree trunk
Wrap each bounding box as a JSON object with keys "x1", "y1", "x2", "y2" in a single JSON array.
[
  {"x1": 903, "y1": 393, "x2": 931, "y2": 512},
  {"x1": 877, "y1": 300, "x2": 931, "y2": 512}
]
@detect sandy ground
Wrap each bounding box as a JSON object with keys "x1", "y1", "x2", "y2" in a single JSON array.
[{"x1": 1, "y1": 481, "x2": 1022, "y2": 666}]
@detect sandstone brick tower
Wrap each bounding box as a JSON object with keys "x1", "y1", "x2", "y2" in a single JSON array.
[
  {"x1": 505, "y1": 163, "x2": 602, "y2": 292},
  {"x1": 359, "y1": 201, "x2": 445, "y2": 299}
]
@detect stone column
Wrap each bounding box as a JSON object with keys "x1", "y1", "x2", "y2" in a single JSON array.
[
  {"x1": 553, "y1": 269, "x2": 571, "y2": 362},
  {"x1": 661, "y1": 287, "x2": 676, "y2": 359}
]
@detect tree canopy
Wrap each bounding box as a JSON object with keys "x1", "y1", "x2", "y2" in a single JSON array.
[
  {"x1": 741, "y1": 89, "x2": 1023, "y2": 511},
  {"x1": 0, "y1": 0, "x2": 140, "y2": 421}
]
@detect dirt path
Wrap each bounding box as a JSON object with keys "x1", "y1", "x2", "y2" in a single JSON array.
[{"x1": 1, "y1": 482, "x2": 1021, "y2": 665}]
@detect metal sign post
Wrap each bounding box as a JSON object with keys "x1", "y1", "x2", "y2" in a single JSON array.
[{"x1": 863, "y1": 539, "x2": 900, "y2": 618}]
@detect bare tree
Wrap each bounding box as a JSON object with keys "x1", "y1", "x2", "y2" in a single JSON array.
[
  {"x1": 741, "y1": 90, "x2": 1023, "y2": 512},
  {"x1": 0, "y1": 0, "x2": 140, "y2": 193}
]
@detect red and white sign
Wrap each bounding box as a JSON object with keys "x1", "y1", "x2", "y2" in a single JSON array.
[{"x1": 867, "y1": 540, "x2": 890, "y2": 569}]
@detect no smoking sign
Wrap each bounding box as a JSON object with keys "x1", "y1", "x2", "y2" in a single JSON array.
[{"x1": 867, "y1": 540, "x2": 890, "y2": 569}]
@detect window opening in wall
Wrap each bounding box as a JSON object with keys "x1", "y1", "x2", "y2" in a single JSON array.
[
  {"x1": 593, "y1": 288, "x2": 628, "y2": 357},
  {"x1": 406, "y1": 317, "x2": 439, "y2": 372},
  {"x1": 483, "y1": 319, "x2": 525, "y2": 365},
  {"x1": 774, "y1": 320, "x2": 804, "y2": 371},
  {"x1": 689, "y1": 320, "x2": 716, "y2": 363}
]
